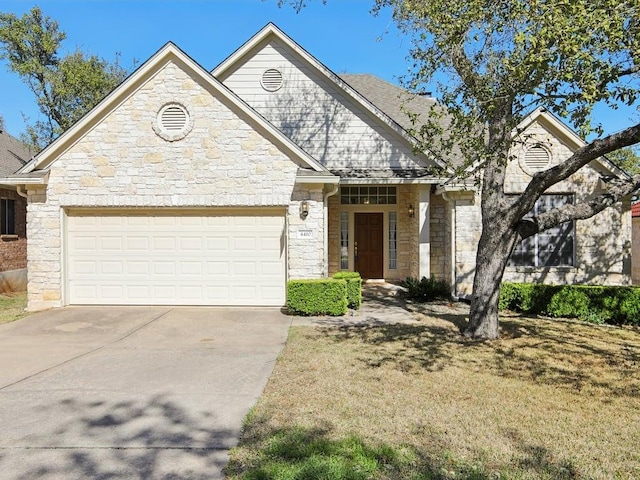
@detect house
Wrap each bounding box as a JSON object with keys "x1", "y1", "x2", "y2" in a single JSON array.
[
  {"x1": 0, "y1": 129, "x2": 30, "y2": 292},
  {"x1": 632, "y1": 202, "x2": 640, "y2": 284},
  {"x1": 0, "y1": 24, "x2": 631, "y2": 311}
]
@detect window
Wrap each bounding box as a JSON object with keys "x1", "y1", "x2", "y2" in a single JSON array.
[
  {"x1": 510, "y1": 194, "x2": 574, "y2": 267},
  {"x1": 340, "y1": 212, "x2": 349, "y2": 269},
  {"x1": 1, "y1": 198, "x2": 15, "y2": 235},
  {"x1": 389, "y1": 212, "x2": 397, "y2": 269},
  {"x1": 340, "y1": 186, "x2": 397, "y2": 205}
]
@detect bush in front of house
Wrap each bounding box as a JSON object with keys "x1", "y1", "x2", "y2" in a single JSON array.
[
  {"x1": 400, "y1": 275, "x2": 450, "y2": 301},
  {"x1": 499, "y1": 283, "x2": 640, "y2": 326},
  {"x1": 287, "y1": 279, "x2": 348, "y2": 316},
  {"x1": 332, "y1": 272, "x2": 362, "y2": 309}
]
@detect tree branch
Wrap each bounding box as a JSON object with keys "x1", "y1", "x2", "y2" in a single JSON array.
[
  {"x1": 514, "y1": 121, "x2": 640, "y2": 220},
  {"x1": 517, "y1": 174, "x2": 640, "y2": 238}
]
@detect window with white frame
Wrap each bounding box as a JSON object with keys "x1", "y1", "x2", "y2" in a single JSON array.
[
  {"x1": 1, "y1": 198, "x2": 15, "y2": 235},
  {"x1": 340, "y1": 212, "x2": 349, "y2": 269},
  {"x1": 389, "y1": 212, "x2": 397, "y2": 269},
  {"x1": 340, "y1": 186, "x2": 397, "y2": 205},
  {"x1": 509, "y1": 194, "x2": 574, "y2": 267}
]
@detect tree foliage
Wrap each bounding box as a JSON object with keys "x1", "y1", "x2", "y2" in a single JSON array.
[
  {"x1": 608, "y1": 146, "x2": 640, "y2": 174},
  {"x1": 0, "y1": 7, "x2": 128, "y2": 151},
  {"x1": 372, "y1": 0, "x2": 640, "y2": 339}
]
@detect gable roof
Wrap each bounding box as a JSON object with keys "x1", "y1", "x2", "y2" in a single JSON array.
[
  {"x1": 516, "y1": 107, "x2": 631, "y2": 180},
  {"x1": 213, "y1": 23, "x2": 450, "y2": 174},
  {"x1": 16, "y1": 41, "x2": 331, "y2": 178},
  {"x1": 0, "y1": 130, "x2": 31, "y2": 177}
]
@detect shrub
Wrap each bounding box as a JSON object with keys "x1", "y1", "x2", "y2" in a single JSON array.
[
  {"x1": 287, "y1": 279, "x2": 348, "y2": 316},
  {"x1": 333, "y1": 272, "x2": 362, "y2": 309},
  {"x1": 499, "y1": 283, "x2": 640, "y2": 326},
  {"x1": 400, "y1": 276, "x2": 450, "y2": 302}
]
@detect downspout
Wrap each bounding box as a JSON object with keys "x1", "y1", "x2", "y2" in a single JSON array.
[
  {"x1": 323, "y1": 183, "x2": 339, "y2": 277},
  {"x1": 441, "y1": 192, "x2": 458, "y2": 300},
  {"x1": 16, "y1": 185, "x2": 28, "y2": 198}
]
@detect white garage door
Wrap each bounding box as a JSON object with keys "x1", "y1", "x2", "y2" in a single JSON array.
[{"x1": 66, "y1": 211, "x2": 286, "y2": 306}]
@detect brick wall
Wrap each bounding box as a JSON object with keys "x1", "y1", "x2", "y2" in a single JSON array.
[{"x1": 0, "y1": 188, "x2": 27, "y2": 272}]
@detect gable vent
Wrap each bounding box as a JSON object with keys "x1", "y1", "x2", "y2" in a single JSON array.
[
  {"x1": 161, "y1": 105, "x2": 188, "y2": 131},
  {"x1": 154, "y1": 102, "x2": 193, "y2": 142},
  {"x1": 524, "y1": 145, "x2": 551, "y2": 172},
  {"x1": 261, "y1": 68, "x2": 283, "y2": 92}
]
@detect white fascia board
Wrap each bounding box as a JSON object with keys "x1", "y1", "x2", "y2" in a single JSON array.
[
  {"x1": 23, "y1": 42, "x2": 328, "y2": 176},
  {"x1": 295, "y1": 175, "x2": 340, "y2": 184},
  {"x1": 213, "y1": 23, "x2": 451, "y2": 174},
  {"x1": 433, "y1": 183, "x2": 476, "y2": 196},
  {"x1": 0, "y1": 175, "x2": 49, "y2": 186},
  {"x1": 338, "y1": 176, "x2": 444, "y2": 185}
]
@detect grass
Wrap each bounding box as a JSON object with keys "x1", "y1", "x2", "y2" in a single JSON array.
[
  {"x1": 227, "y1": 304, "x2": 640, "y2": 479},
  {"x1": 0, "y1": 292, "x2": 28, "y2": 325}
]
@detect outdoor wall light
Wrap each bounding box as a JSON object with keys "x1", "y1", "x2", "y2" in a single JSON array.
[
  {"x1": 408, "y1": 204, "x2": 415, "y2": 218},
  {"x1": 300, "y1": 200, "x2": 309, "y2": 219}
]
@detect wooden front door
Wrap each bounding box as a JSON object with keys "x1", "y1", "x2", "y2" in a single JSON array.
[{"x1": 355, "y1": 213, "x2": 384, "y2": 279}]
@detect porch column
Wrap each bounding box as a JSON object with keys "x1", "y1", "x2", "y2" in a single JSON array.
[{"x1": 419, "y1": 186, "x2": 430, "y2": 278}]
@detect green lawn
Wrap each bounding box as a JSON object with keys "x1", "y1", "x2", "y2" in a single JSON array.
[
  {"x1": 0, "y1": 292, "x2": 28, "y2": 325},
  {"x1": 227, "y1": 304, "x2": 640, "y2": 479}
]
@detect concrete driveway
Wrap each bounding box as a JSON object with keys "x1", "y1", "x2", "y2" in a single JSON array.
[{"x1": 0, "y1": 306, "x2": 291, "y2": 480}]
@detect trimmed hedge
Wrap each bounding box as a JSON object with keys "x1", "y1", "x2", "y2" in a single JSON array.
[
  {"x1": 287, "y1": 279, "x2": 348, "y2": 316},
  {"x1": 333, "y1": 272, "x2": 362, "y2": 309},
  {"x1": 499, "y1": 283, "x2": 640, "y2": 326}
]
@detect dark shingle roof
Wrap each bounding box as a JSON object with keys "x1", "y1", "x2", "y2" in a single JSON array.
[
  {"x1": 0, "y1": 130, "x2": 31, "y2": 177},
  {"x1": 340, "y1": 74, "x2": 463, "y2": 167},
  {"x1": 340, "y1": 74, "x2": 439, "y2": 133}
]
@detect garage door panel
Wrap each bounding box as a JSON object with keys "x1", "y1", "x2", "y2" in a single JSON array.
[{"x1": 66, "y1": 212, "x2": 286, "y2": 306}]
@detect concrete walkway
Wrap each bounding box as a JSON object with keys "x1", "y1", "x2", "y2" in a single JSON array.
[
  {"x1": 291, "y1": 282, "x2": 418, "y2": 327},
  {"x1": 0, "y1": 306, "x2": 290, "y2": 480}
]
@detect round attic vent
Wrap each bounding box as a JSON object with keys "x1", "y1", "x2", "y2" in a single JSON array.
[
  {"x1": 261, "y1": 68, "x2": 283, "y2": 92},
  {"x1": 153, "y1": 102, "x2": 193, "y2": 141},
  {"x1": 523, "y1": 145, "x2": 551, "y2": 173}
]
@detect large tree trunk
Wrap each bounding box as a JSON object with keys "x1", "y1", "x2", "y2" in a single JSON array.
[{"x1": 464, "y1": 223, "x2": 518, "y2": 340}]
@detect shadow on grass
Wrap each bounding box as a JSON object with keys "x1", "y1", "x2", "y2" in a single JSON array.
[
  {"x1": 318, "y1": 306, "x2": 640, "y2": 398},
  {"x1": 227, "y1": 416, "x2": 582, "y2": 480}
]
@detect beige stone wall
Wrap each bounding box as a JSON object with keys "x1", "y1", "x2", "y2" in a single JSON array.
[
  {"x1": 453, "y1": 119, "x2": 632, "y2": 297},
  {"x1": 429, "y1": 194, "x2": 451, "y2": 283},
  {"x1": 27, "y1": 61, "x2": 325, "y2": 310}
]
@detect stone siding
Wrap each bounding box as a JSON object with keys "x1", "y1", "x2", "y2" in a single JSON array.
[
  {"x1": 429, "y1": 194, "x2": 451, "y2": 283},
  {"x1": 453, "y1": 119, "x2": 632, "y2": 297},
  {"x1": 0, "y1": 188, "x2": 27, "y2": 273},
  {"x1": 27, "y1": 61, "x2": 324, "y2": 310}
]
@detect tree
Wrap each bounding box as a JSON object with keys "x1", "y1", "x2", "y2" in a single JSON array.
[
  {"x1": 373, "y1": 0, "x2": 640, "y2": 339},
  {"x1": 0, "y1": 7, "x2": 128, "y2": 151},
  {"x1": 607, "y1": 147, "x2": 640, "y2": 175},
  {"x1": 281, "y1": 0, "x2": 640, "y2": 339}
]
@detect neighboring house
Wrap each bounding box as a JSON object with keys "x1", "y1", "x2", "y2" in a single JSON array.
[
  {"x1": 0, "y1": 24, "x2": 632, "y2": 311},
  {"x1": 632, "y1": 202, "x2": 640, "y2": 284},
  {"x1": 0, "y1": 129, "x2": 30, "y2": 292}
]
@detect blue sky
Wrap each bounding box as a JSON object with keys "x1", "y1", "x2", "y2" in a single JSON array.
[{"x1": 0, "y1": 0, "x2": 637, "y2": 139}]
